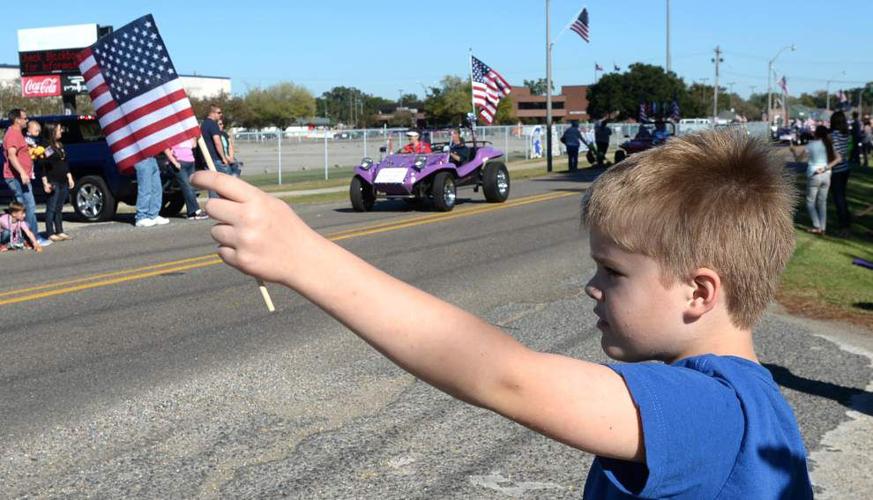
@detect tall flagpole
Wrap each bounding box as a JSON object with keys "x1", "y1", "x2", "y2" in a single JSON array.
[
  {"x1": 469, "y1": 48, "x2": 478, "y2": 145},
  {"x1": 545, "y1": 0, "x2": 553, "y2": 173}
]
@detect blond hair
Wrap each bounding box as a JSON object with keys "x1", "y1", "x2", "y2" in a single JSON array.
[{"x1": 581, "y1": 131, "x2": 796, "y2": 329}]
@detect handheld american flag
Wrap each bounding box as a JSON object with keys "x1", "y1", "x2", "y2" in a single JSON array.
[
  {"x1": 471, "y1": 56, "x2": 511, "y2": 125},
  {"x1": 77, "y1": 14, "x2": 200, "y2": 175},
  {"x1": 570, "y1": 8, "x2": 590, "y2": 43}
]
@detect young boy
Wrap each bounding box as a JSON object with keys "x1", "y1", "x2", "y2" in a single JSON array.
[
  {"x1": 1, "y1": 201, "x2": 42, "y2": 252},
  {"x1": 191, "y1": 130, "x2": 813, "y2": 498}
]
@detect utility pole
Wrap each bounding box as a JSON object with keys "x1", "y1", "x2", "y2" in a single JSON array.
[
  {"x1": 666, "y1": 0, "x2": 671, "y2": 73},
  {"x1": 545, "y1": 0, "x2": 553, "y2": 173},
  {"x1": 712, "y1": 46, "x2": 723, "y2": 126}
]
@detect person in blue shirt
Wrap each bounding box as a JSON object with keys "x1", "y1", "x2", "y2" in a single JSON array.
[
  {"x1": 561, "y1": 120, "x2": 584, "y2": 171},
  {"x1": 192, "y1": 130, "x2": 813, "y2": 499}
]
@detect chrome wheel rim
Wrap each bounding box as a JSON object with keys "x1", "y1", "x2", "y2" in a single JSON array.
[
  {"x1": 496, "y1": 170, "x2": 509, "y2": 195},
  {"x1": 444, "y1": 179, "x2": 456, "y2": 206},
  {"x1": 76, "y1": 185, "x2": 104, "y2": 218}
]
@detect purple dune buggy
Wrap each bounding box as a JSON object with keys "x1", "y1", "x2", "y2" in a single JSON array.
[{"x1": 349, "y1": 138, "x2": 510, "y2": 212}]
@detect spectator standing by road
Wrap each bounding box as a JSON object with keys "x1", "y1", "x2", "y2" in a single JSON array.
[
  {"x1": 218, "y1": 119, "x2": 241, "y2": 177},
  {"x1": 862, "y1": 116, "x2": 872, "y2": 167},
  {"x1": 560, "y1": 120, "x2": 583, "y2": 171},
  {"x1": 201, "y1": 105, "x2": 232, "y2": 198},
  {"x1": 39, "y1": 123, "x2": 75, "y2": 241},
  {"x1": 594, "y1": 117, "x2": 612, "y2": 167},
  {"x1": 133, "y1": 156, "x2": 168, "y2": 228},
  {"x1": 829, "y1": 111, "x2": 852, "y2": 236},
  {"x1": 2, "y1": 109, "x2": 50, "y2": 247},
  {"x1": 791, "y1": 126, "x2": 841, "y2": 235},
  {"x1": 164, "y1": 138, "x2": 207, "y2": 220}
]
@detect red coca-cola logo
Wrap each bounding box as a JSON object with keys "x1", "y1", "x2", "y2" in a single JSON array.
[{"x1": 21, "y1": 75, "x2": 62, "y2": 97}]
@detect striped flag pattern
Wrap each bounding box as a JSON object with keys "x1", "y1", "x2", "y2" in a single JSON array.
[
  {"x1": 778, "y1": 76, "x2": 789, "y2": 95},
  {"x1": 77, "y1": 14, "x2": 200, "y2": 174},
  {"x1": 570, "y1": 8, "x2": 590, "y2": 43},
  {"x1": 471, "y1": 56, "x2": 511, "y2": 124}
]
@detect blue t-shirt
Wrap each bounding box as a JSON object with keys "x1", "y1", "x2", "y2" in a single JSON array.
[{"x1": 583, "y1": 355, "x2": 812, "y2": 499}]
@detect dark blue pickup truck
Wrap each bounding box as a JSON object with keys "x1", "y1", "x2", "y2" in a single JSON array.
[{"x1": 0, "y1": 114, "x2": 186, "y2": 221}]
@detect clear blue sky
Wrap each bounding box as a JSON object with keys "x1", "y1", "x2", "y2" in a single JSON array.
[{"x1": 2, "y1": 0, "x2": 869, "y2": 99}]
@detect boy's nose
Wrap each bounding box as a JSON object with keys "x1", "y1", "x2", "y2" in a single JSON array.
[{"x1": 584, "y1": 281, "x2": 602, "y2": 301}]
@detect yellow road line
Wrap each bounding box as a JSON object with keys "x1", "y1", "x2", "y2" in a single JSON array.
[
  {"x1": 0, "y1": 258, "x2": 223, "y2": 306},
  {"x1": 0, "y1": 254, "x2": 219, "y2": 298},
  {"x1": 0, "y1": 190, "x2": 579, "y2": 307}
]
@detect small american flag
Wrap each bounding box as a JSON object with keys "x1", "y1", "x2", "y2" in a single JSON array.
[
  {"x1": 778, "y1": 76, "x2": 789, "y2": 95},
  {"x1": 77, "y1": 14, "x2": 200, "y2": 174},
  {"x1": 613, "y1": 63, "x2": 620, "y2": 72},
  {"x1": 670, "y1": 99, "x2": 681, "y2": 121},
  {"x1": 595, "y1": 63, "x2": 603, "y2": 72},
  {"x1": 471, "y1": 56, "x2": 511, "y2": 124},
  {"x1": 838, "y1": 89, "x2": 848, "y2": 103},
  {"x1": 570, "y1": 8, "x2": 590, "y2": 43},
  {"x1": 639, "y1": 102, "x2": 648, "y2": 122}
]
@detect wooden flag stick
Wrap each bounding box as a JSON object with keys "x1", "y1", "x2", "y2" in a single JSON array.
[{"x1": 197, "y1": 136, "x2": 276, "y2": 312}]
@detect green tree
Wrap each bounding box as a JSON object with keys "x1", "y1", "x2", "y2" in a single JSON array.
[
  {"x1": 523, "y1": 78, "x2": 553, "y2": 96},
  {"x1": 423, "y1": 76, "x2": 472, "y2": 126},
  {"x1": 244, "y1": 82, "x2": 315, "y2": 129},
  {"x1": 587, "y1": 63, "x2": 688, "y2": 120},
  {"x1": 190, "y1": 92, "x2": 252, "y2": 127}
]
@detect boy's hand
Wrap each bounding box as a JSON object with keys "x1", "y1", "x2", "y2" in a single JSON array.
[
  {"x1": 34, "y1": 244, "x2": 43, "y2": 253},
  {"x1": 190, "y1": 171, "x2": 317, "y2": 285}
]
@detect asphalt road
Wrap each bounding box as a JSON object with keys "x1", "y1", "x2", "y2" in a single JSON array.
[{"x1": 1, "y1": 170, "x2": 871, "y2": 499}]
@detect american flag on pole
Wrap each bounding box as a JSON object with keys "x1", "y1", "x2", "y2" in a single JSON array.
[
  {"x1": 471, "y1": 56, "x2": 511, "y2": 124},
  {"x1": 595, "y1": 63, "x2": 603, "y2": 71},
  {"x1": 570, "y1": 8, "x2": 590, "y2": 43},
  {"x1": 639, "y1": 102, "x2": 648, "y2": 122},
  {"x1": 77, "y1": 14, "x2": 200, "y2": 174},
  {"x1": 777, "y1": 75, "x2": 789, "y2": 95}
]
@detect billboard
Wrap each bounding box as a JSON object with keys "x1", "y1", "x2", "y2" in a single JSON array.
[
  {"x1": 17, "y1": 24, "x2": 98, "y2": 52},
  {"x1": 21, "y1": 75, "x2": 62, "y2": 97},
  {"x1": 18, "y1": 48, "x2": 83, "y2": 76}
]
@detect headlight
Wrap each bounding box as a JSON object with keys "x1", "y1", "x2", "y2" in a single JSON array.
[
  {"x1": 360, "y1": 157, "x2": 373, "y2": 170},
  {"x1": 413, "y1": 155, "x2": 427, "y2": 170}
]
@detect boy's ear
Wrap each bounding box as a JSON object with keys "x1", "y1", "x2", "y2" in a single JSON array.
[{"x1": 685, "y1": 268, "x2": 720, "y2": 320}]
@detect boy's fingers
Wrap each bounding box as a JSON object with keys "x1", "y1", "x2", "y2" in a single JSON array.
[
  {"x1": 191, "y1": 171, "x2": 261, "y2": 203},
  {"x1": 210, "y1": 223, "x2": 237, "y2": 247},
  {"x1": 203, "y1": 198, "x2": 244, "y2": 224}
]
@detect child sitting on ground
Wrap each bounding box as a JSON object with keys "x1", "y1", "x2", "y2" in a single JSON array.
[
  {"x1": 191, "y1": 130, "x2": 812, "y2": 499},
  {"x1": 0, "y1": 201, "x2": 42, "y2": 252}
]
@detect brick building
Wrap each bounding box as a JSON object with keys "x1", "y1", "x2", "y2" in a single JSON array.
[{"x1": 510, "y1": 84, "x2": 590, "y2": 122}]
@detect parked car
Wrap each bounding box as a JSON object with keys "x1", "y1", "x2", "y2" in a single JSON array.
[
  {"x1": 0, "y1": 114, "x2": 187, "y2": 222},
  {"x1": 349, "y1": 135, "x2": 510, "y2": 212}
]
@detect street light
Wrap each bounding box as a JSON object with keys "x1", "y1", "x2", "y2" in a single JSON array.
[
  {"x1": 826, "y1": 71, "x2": 846, "y2": 111},
  {"x1": 767, "y1": 44, "x2": 795, "y2": 124}
]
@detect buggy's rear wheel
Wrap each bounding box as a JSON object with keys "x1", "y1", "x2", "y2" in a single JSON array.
[
  {"x1": 483, "y1": 162, "x2": 510, "y2": 203},
  {"x1": 614, "y1": 150, "x2": 627, "y2": 164},
  {"x1": 350, "y1": 176, "x2": 375, "y2": 212},
  {"x1": 431, "y1": 172, "x2": 456, "y2": 212}
]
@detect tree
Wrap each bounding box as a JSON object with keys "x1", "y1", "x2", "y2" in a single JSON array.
[
  {"x1": 244, "y1": 82, "x2": 315, "y2": 129},
  {"x1": 523, "y1": 78, "x2": 553, "y2": 96},
  {"x1": 423, "y1": 76, "x2": 473, "y2": 126},
  {"x1": 189, "y1": 92, "x2": 252, "y2": 128},
  {"x1": 587, "y1": 63, "x2": 688, "y2": 120}
]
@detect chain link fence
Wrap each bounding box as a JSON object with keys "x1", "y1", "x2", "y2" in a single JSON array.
[{"x1": 233, "y1": 122, "x2": 772, "y2": 183}]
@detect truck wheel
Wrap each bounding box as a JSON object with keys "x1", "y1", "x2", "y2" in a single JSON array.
[
  {"x1": 483, "y1": 162, "x2": 510, "y2": 203},
  {"x1": 160, "y1": 197, "x2": 186, "y2": 217},
  {"x1": 73, "y1": 175, "x2": 117, "y2": 222},
  {"x1": 431, "y1": 171, "x2": 456, "y2": 212},
  {"x1": 350, "y1": 175, "x2": 375, "y2": 212},
  {"x1": 614, "y1": 150, "x2": 627, "y2": 164}
]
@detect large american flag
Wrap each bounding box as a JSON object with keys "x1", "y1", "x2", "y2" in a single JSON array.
[
  {"x1": 570, "y1": 8, "x2": 590, "y2": 43},
  {"x1": 77, "y1": 14, "x2": 200, "y2": 174},
  {"x1": 471, "y1": 56, "x2": 511, "y2": 124}
]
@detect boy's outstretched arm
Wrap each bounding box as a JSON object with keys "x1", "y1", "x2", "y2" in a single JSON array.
[{"x1": 191, "y1": 171, "x2": 643, "y2": 462}]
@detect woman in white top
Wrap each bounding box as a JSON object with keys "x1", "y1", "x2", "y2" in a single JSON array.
[{"x1": 791, "y1": 125, "x2": 842, "y2": 234}]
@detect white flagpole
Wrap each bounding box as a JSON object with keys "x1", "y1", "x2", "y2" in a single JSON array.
[{"x1": 469, "y1": 48, "x2": 477, "y2": 121}]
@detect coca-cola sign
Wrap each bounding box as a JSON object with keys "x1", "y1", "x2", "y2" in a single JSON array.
[{"x1": 21, "y1": 75, "x2": 62, "y2": 97}]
